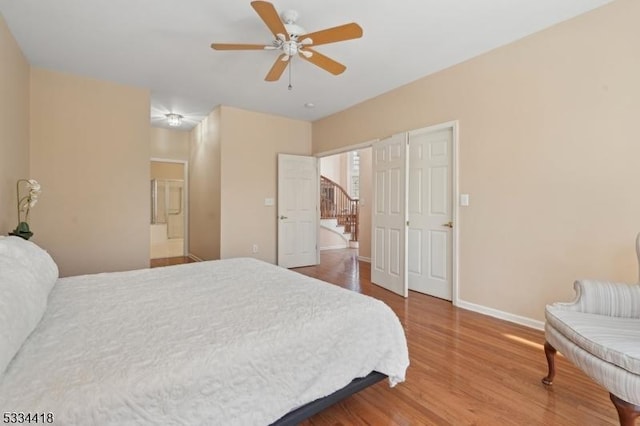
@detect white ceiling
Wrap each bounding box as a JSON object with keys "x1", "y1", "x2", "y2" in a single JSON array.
[{"x1": 0, "y1": 0, "x2": 613, "y2": 130}]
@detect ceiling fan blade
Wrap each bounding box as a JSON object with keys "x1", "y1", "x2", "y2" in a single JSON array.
[
  {"x1": 265, "y1": 54, "x2": 290, "y2": 81},
  {"x1": 211, "y1": 43, "x2": 270, "y2": 50},
  {"x1": 299, "y1": 23, "x2": 363, "y2": 46},
  {"x1": 251, "y1": 1, "x2": 289, "y2": 41},
  {"x1": 299, "y1": 48, "x2": 346, "y2": 75}
]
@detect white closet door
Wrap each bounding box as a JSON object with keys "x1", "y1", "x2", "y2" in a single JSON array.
[
  {"x1": 407, "y1": 127, "x2": 453, "y2": 300},
  {"x1": 277, "y1": 154, "x2": 319, "y2": 268},
  {"x1": 371, "y1": 133, "x2": 408, "y2": 297}
]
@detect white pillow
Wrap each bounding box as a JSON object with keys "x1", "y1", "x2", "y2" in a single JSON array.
[{"x1": 0, "y1": 237, "x2": 59, "y2": 376}]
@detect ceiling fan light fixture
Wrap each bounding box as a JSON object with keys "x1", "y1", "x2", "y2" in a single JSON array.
[
  {"x1": 284, "y1": 23, "x2": 305, "y2": 38},
  {"x1": 166, "y1": 113, "x2": 183, "y2": 127},
  {"x1": 283, "y1": 41, "x2": 299, "y2": 56}
]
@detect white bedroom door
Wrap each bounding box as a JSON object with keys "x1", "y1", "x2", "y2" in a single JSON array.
[
  {"x1": 371, "y1": 133, "x2": 408, "y2": 297},
  {"x1": 407, "y1": 127, "x2": 453, "y2": 300},
  {"x1": 277, "y1": 154, "x2": 319, "y2": 268}
]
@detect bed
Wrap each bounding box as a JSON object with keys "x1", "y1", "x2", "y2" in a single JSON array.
[{"x1": 0, "y1": 236, "x2": 409, "y2": 425}]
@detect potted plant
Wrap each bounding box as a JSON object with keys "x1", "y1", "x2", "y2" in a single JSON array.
[{"x1": 9, "y1": 179, "x2": 41, "y2": 240}]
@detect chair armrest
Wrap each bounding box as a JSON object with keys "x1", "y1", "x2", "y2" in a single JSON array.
[{"x1": 552, "y1": 279, "x2": 640, "y2": 318}]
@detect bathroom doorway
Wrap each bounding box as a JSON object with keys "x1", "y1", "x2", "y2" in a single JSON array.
[{"x1": 150, "y1": 160, "x2": 188, "y2": 260}]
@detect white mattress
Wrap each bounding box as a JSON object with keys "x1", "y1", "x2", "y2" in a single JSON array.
[{"x1": 0, "y1": 258, "x2": 409, "y2": 425}]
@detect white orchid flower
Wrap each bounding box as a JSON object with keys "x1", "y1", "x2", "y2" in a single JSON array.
[
  {"x1": 27, "y1": 179, "x2": 40, "y2": 190},
  {"x1": 13, "y1": 179, "x2": 43, "y2": 238}
]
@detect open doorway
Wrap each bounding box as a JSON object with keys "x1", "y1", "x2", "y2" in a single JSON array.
[
  {"x1": 316, "y1": 122, "x2": 458, "y2": 302},
  {"x1": 319, "y1": 147, "x2": 372, "y2": 266},
  {"x1": 150, "y1": 160, "x2": 188, "y2": 261}
]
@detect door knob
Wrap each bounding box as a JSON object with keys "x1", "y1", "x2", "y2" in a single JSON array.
[
  {"x1": 279, "y1": 215, "x2": 288, "y2": 220},
  {"x1": 442, "y1": 221, "x2": 453, "y2": 228}
]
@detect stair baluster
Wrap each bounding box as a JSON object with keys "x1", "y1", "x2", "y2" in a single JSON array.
[{"x1": 320, "y1": 175, "x2": 359, "y2": 242}]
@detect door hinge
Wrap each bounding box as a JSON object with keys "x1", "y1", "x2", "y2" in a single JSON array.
[{"x1": 406, "y1": 220, "x2": 410, "y2": 227}]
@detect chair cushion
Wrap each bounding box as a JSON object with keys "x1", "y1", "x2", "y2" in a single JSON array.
[{"x1": 546, "y1": 305, "x2": 640, "y2": 375}]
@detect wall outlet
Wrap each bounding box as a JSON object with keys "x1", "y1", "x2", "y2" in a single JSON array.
[{"x1": 252, "y1": 244, "x2": 258, "y2": 253}]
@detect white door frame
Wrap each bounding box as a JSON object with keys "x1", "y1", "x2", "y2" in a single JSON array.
[
  {"x1": 150, "y1": 158, "x2": 189, "y2": 257},
  {"x1": 314, "y1": 120, "x2": 459, "y2": 305}
]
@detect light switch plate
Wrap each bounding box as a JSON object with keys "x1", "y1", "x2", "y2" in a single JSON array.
[
  {"x1": 264, "y1": 198, "x2": 274, "y2": 206},
  {"x1": 460, "y1": 194, "x2": 470, "y2": 206}
]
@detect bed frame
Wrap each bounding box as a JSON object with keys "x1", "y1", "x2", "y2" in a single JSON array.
[{"x1": 271, "y1": 371, "x2": 387, "y2": 425}]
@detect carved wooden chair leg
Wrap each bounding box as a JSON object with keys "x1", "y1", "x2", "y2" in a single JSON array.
[
  {"x1": 542, "y1": 341, "x2": 557, "y2": 385},
  {"x1": 610, "y1": 393, "x2": 640, "y2": 426}
]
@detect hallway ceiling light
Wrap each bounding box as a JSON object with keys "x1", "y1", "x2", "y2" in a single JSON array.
[{"x1": 166, "y1": 113, "x2": 183, "y2": 127}]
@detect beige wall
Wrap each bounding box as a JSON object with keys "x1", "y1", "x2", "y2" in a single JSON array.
[
  {"x1": 30, "y1": 68, "x2": 150, "y2": 276},
  {"x1": 189, "y1": 107, "x2": 221, "y2": 260},
  {"x1": 150, "y1": 127, "x2": 190, "y2": 161},
  {"x1": 319, "y1": 227, "x2": 347, "y2": 250},
  {"x1": 357, "y1": 147, "x2": 372, "y2": 261},
  {"x1": 150, "y1": 161, "x2": 184, "y2": 180},
  {"x1": 0, "y1": 15, "x2": 30, "y2": 234},
  {"x1": 220, "y1": 106, "x2": 312, "y2": 263},
  {"x1": 313, "y1": 0, "x2": 640, "y2": 322},
  {"x1": 320, "y1": 153, "x2": 348, "y2": 188}
]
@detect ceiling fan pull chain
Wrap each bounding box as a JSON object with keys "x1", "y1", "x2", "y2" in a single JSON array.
[{"x1": 288, "y1": 58, "x2": 293, "y2": 90}]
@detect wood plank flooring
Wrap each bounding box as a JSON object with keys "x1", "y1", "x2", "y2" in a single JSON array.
[
  {"x1": 150, "y1": 256, "x2": 196, "y2": 268},
  {"x1": 293, "y1": 249, "x2": 618, "y2": 426}
]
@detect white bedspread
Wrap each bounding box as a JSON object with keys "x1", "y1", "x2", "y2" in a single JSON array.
[{"x1": 0, "y1": 258, "x2": 409, "y2": 425}]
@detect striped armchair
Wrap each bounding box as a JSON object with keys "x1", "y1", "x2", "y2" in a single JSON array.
[{"x1": 542, "y1": 234, "x2": 640, "y2": 425}]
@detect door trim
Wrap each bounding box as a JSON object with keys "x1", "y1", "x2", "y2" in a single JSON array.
[
  {"x1": 315, "y1": 139, "x2": 378, "y2": 158},
  {"x1": 150, "y1": 157, "x2": 189, "y2": 258}
]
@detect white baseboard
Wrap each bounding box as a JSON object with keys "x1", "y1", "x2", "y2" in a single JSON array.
[
  {"x1": 357, "y1": 256, "x2": 371, "y2": 263},
  {"x1": 455, "y1": 299, "x2": 545, "y2": 331},
  {"x1": 188, "y1": 253, "x2": 204, "y2": 262},
  {"x1": 320, "y1": 245, "x2": 348, "y2": 251}
]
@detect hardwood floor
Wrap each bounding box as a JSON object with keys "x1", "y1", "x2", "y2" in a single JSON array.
[
  {"x1": 293, "y1": 249, "x2": 618, "y2": 426},
  {"x1": 149, "y1": 256, "x2": 196, "y2": 268}
]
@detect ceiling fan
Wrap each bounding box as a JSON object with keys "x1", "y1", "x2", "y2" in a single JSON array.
[{"x1": 210, "y1": 1, "x2": 363, "y2": 83}]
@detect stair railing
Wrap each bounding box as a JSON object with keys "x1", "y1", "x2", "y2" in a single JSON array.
[{"x1": 320, "y1": 175, "x2": 359, "y2": 242}]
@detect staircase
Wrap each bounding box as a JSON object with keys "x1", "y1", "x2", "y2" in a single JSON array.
[
  {"x1": 320, "y1": 176, "x2": 359, "y2": 246},
  {"x1": 320, "y1": 218, "x2": 357, "y2": 249}
]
